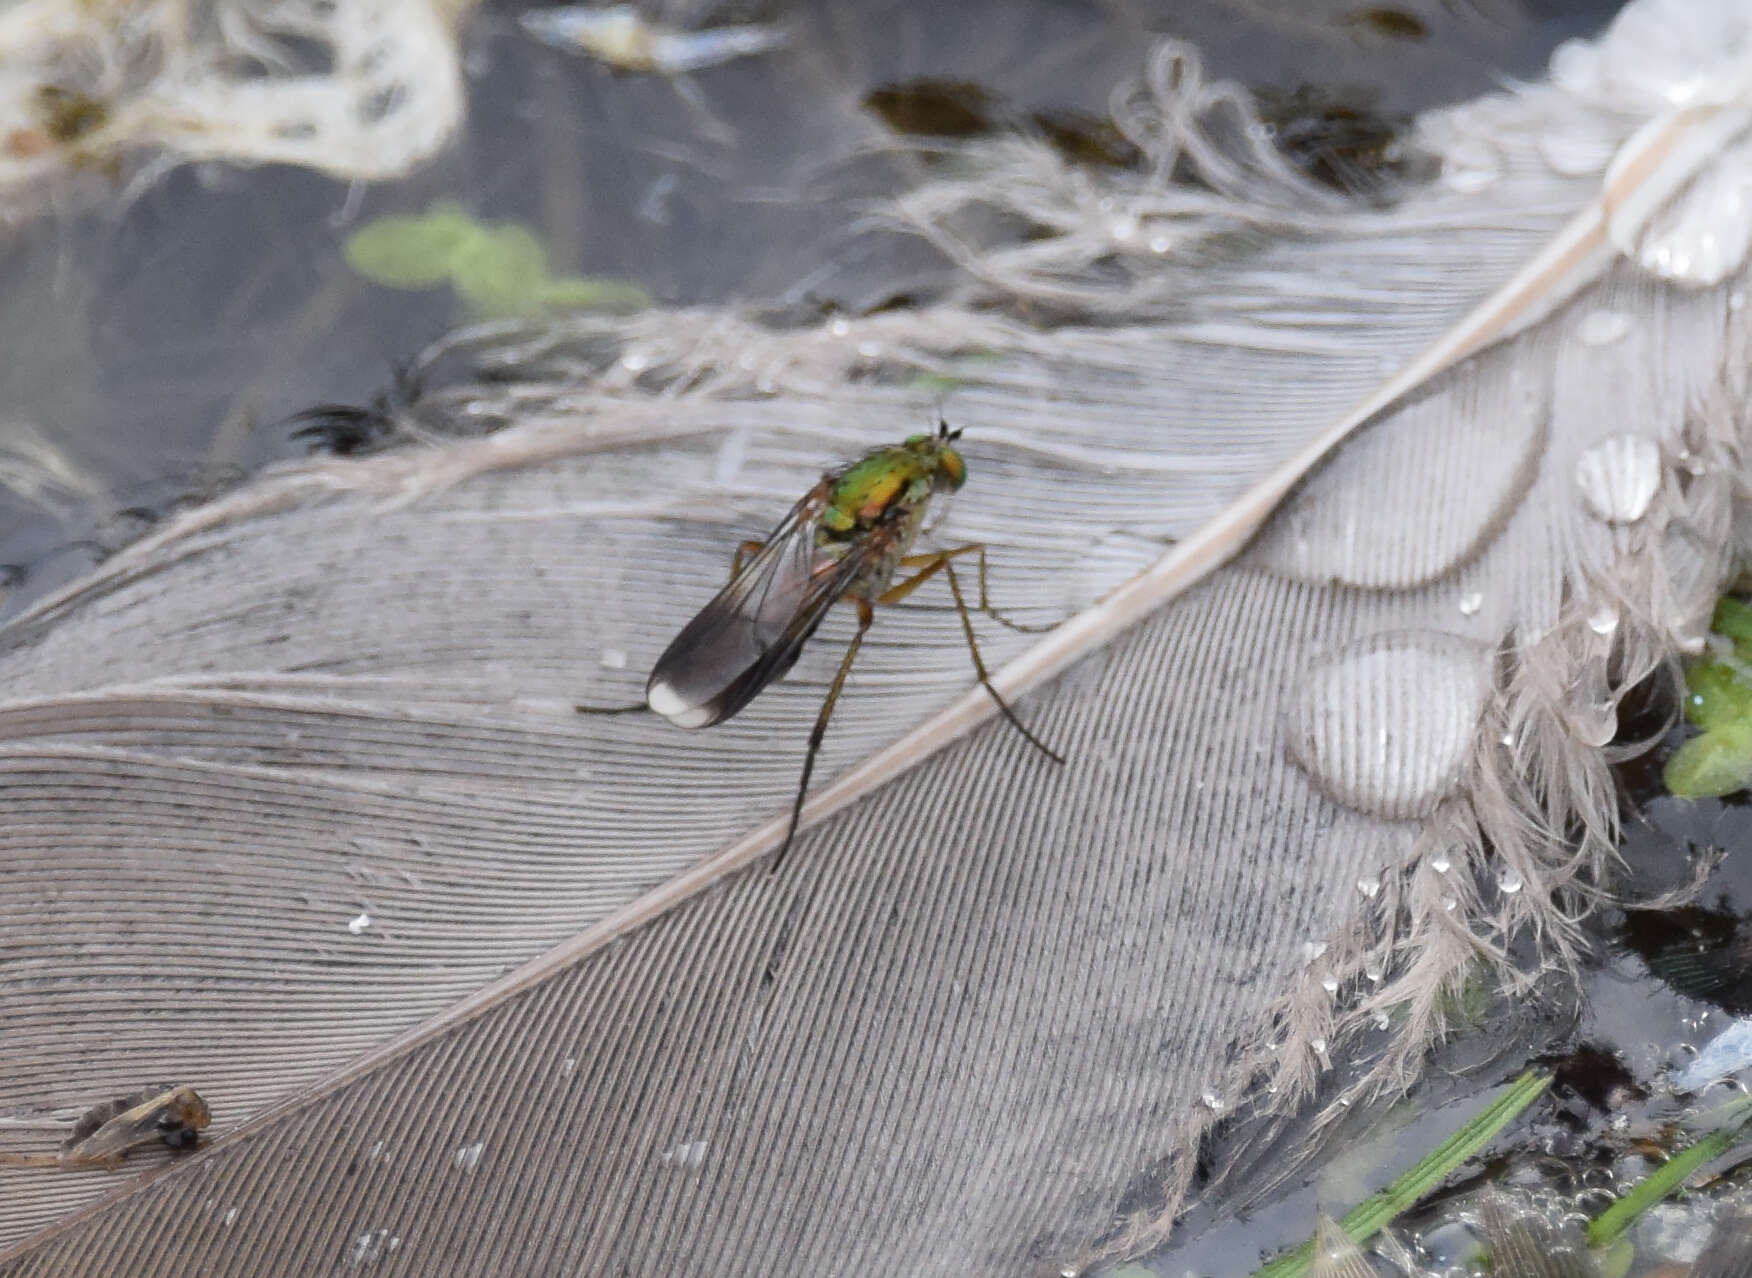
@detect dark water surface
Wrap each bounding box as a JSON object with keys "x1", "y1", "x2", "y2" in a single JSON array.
[{"x1": 0, "y1": 0, "x2": 1621, "y2": 616}]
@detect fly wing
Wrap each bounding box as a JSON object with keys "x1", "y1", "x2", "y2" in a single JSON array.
[{"x1": 646, "y1": 483, "x2": 870, "y2": 728}]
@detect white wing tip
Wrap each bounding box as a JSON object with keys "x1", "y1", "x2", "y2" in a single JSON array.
[{"x1": 647, "y1": 679, "x2": 714, "y2": 728}]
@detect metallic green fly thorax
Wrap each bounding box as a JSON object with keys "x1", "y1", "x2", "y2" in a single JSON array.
[{"x1": 817, "y1": 439, "x2": 966, "y2": 540}]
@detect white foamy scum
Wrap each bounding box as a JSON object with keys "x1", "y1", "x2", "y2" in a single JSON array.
[
  {"x1": 0, "y1": 0, "x2": 467, "y2": 218},
  {"x1": 3, "y1": 1, "x2": 1752, "y2": 1273}
]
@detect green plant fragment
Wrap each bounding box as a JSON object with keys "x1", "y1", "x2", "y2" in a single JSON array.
[
  {"x1": 1683, "y1": 658, "x2": 1752, "y2": 730},
  {"x1": 1663, "y1": 717, "x2": 1752, "y2": 798},
  {"x1": 1251, "y1": 1071, "x2": 1550, "y2": 1278},
  {"x1": 344, "y1": 201, "x2": 480, "y2": 289},
  {"x1": 1586, "y1": 1118, "x2": 1752, "y2": 1248},
  {"x1": 449, "y1": 224, "x2": 553, "y2": 318},
  {"x1": 1711, "y1": 596, "x2": 1752, "y2": 647},
  {"x1": 535, "y1": 276, "x2": 653, "y2": 314}
]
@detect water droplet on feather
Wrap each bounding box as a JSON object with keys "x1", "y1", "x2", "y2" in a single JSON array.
[
  {"x1": 1287, "y1": 632, "x2": 1491, "y2": 819},
  {"x1": 1575, "y1": 435, "x2": 1661, "y2": 524}
]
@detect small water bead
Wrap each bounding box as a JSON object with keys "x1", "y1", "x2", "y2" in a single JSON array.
[
  {"x1": 1365, "y1": 964, "x2": 1385, "y2": 983},
  {"x1": 1577, "y1": 309, "x2": 1632, "y2": 346},
  {"x1": 454, "y1": 1141, "x2": 485, "y2": 1171},
  {"x1": 1373, "y1": 1010, "x2": 1391, "y2": 1029},
  {"x1": 1442, "y1": 896, "x2": 1459, "y2": 912},
  {"x1": 1445, "y1": 163, "x2": 1500, "y2": 194},
  {"x1": 661, "y1": 1139, "x2": 707, "y2": 1169},
  {"x1": 1458, "y1": 592, "x2": 1483, "y2": 617},
  {"x1": 347, "y1": 911, "x2": 372, "y2": 935},
  {"x1": 620, "y1": 349, "x2": 651, "y2": 373},
  {"x1": 1302, "y1": 940, "x2": 1329, "y2": 964},
  {"x1": 1148, "y1": 234, "x2": 1172, "y2": 254},
  {"x1": 1587, "y1": 607, "x2": 1620, "y2": 636},
  {"x1": 1201, "y1": 1088, "x2": 1225, "y2": 1112},
  {"x1": 599, "y1": 648, "x2": 628, "y2": 670},
  {"x1": 1356, "y1": 875, "x2": 1381, "y2": 898},
  {"x1": 1499, "y1": 868, "x2": 1524, "y2": 894},
  {"x1": 828, "y1": 316, "x2": 851, "y2": 337},
  {"x1": 1430, "y1": 854, "x2": 1452, "y2": 874},
  {"x1": 1321, "y1": 976, "x2": 1340, "y2": 995}
]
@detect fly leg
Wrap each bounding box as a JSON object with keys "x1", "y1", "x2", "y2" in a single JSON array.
[
  {"x1": 896, "y1": 544, "x2": 1054, "y2": 634},
  {"x1": 771, "y1": 597, "x2": 873, "y2": 873},
  {"x1": 0, "y1": 1153, "x2": 66, "y2": 1168},
  {"x1": 879, "y1": 555, "x2": 1064, "y2": 765},
  {"x1": 729, "y1": 539, "x2": 765, "y2": 581}
]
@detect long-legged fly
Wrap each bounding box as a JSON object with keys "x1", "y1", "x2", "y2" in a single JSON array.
[
  {"x1": 0, "y1": 1084, "x2": 210, "y2": 1170},
  {"x1": 633, "y1": 420, "x2": 1062, "y2": 867}
]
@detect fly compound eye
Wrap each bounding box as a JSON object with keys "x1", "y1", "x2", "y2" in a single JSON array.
[{"x1": 939, "y1": 448, "x2": 966, "y2": 490}]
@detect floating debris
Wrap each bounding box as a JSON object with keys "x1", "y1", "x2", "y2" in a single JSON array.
[
  {"x1": 1621, "y1": 903, "x2": 1752, "y2": 1015},
  {"x1": 519, "y1": 5, "x2": 786, "y2": 74},
  {"x1": 1477, "y1": 1194, "x2": 1596, "y2": 1278},
  {"x1": 1690, "y1": 1209, "x2": 1752, "y2": 1278},
  {"x1": 864, "y1": 80, "x2": 999, "y2": 139},
  {"x1": 344, "y1": 200, "x2": 651, "y2": 320},
  {"x1": 863, "y1": 80, "x2": 1143, "y2": 170},
  {"x1": 1251, "y1": 84, "x2": 1426, "y2": 197},
  {"x1": 1673, "y1": 1016, "x2": 1752, "y2": 1091},
  {"x1": 1306, "y1": 1214, "x2": 1371, "y2": 1278},
  {"x1": 0, "y1": 1085, "x2": 211, "y2": 1170},
  {"x1": 1338, "y1": 7, "x2": 1429, "y2": 43}
]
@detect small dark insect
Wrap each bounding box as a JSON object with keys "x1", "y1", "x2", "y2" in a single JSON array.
[
  {"x1": 285, "y1": 361, "x2": 422, "y2": 456},
  {"x1": 0, "y1": 1084, "x2": 211, "y2": 1170},
  {"x1": 637, "y1": 421, "x2": 1063, "y2": 868}
]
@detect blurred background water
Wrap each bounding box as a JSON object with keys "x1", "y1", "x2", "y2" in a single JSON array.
[{"x1": 0, "y1": 0, "x2": 1622, "y2": 615}]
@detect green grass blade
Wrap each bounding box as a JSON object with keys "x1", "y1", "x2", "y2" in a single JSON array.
[
  {"x1": 1251, "y1": 1070, "x2": 1551, "y2": 1278},
  {"x1": 1586, "y1": 1116, "x2": 1752, "y2": 1249}
]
